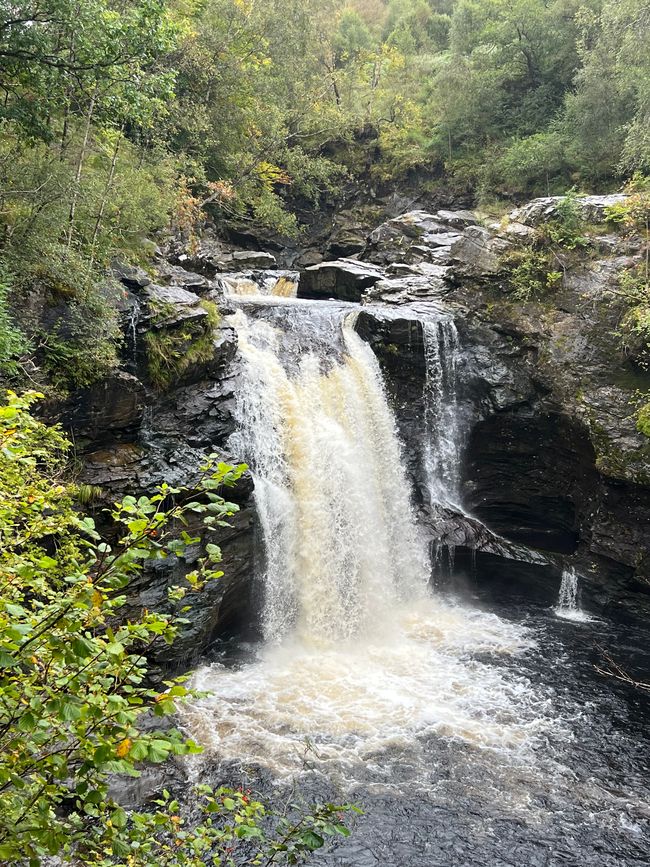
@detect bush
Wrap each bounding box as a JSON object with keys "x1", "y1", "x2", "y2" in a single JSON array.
[
  {"x1": 0, "y1": 281, "x2": 30, "y2": 379},
  {"x1": 543, "y1": 191, "x2": 591, "y2": 250},
  {"x1": 0, "y1": 391, "x2": 355, "y2": 864},
  {"x1": 502, "y1": 246, "x2": 562, "y2": 302},
  {"x1": 637, "y1": 400, "x2": 650, "y2": 437}
]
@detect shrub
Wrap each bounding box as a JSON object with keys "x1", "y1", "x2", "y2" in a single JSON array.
[
  {"x1": 637, "y1": 400, "x2": 650, "y2": 437},
  {"x1": 0, "y1": 281, "x2": 30, "y2": 379},
  {"x1": 0, "y1": 390, "x2": 355, "y2": 864},
  {"x1": 502, "y1": 246, "x2": 562, "y2": 302},
  {"x1": 544, "y1": 191, "x2": 591, "y2": 250}
]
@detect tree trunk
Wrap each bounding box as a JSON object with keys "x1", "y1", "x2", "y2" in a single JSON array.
[
  {"x1": 88, "y1": 130, "x2": 122, "y2": 273},
  {"x1": 65, "y1": 86, "x2": 97, "y2": 252}
]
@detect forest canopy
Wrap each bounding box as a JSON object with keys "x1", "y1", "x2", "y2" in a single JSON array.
[{"x1": 0, "y1": 0, "x2": 649, "y2": 386}]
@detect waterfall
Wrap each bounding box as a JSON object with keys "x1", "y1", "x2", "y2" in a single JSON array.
[
  {"x1": 181, "y1": 301, "x2": 545, "y2": 779},
  {"x1": 126, "y1": 299, "x2": 141, "y2": 363},
  {"x1": 229, "y1": 306, "x2": 429, "y2": 645},
  {"x1": 221, "y1": 271, "x2": 298, "y2": 298},
  {"x1": 555, "y1": 567, "x2": 592, "y2": 622},
  {"x1": 422, "y1": 318, "x2": 461, "y2": 508}
]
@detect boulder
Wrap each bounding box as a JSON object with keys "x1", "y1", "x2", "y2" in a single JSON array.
[
  {"x1": 142, "y1": 285, "x2": 208, "y2": 329},
  {"x1": 364, "y1": 209, "x2": 475, "y2": 266},
  {"x1": 298, "y1": 258, "x2": 385, "y2": 301},
  {"x1": 297, "y1": 249, "x2": 324, "y2": 268},
  {"x1": 449, "y1": 226, "x2": 511, "y2": 278},
  {"x1": 155, "y1": 262, "x2": 210, "y2": 292},
  {"x1": 230, "y1": 251, "x2": 277, "y2": 269},
  {"x1": 112, "y1": 260, "x2": 152, "y2": 290},
  {"x1": 508, "y1": 194, "x2": 627, "y2": 227}
]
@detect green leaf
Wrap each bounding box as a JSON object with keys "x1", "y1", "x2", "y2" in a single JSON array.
[
  {"x1": 300, "y1": 830, "x2": 325, "y2": 850},
  {"x1": 0, "y1": 651, "x2": 18, "y2": 668}
]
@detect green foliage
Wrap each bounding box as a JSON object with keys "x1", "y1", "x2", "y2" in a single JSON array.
[
  {"x1": 543, "y1": 191, "x2": 591, "y2": 250},
  {"x1": 4, "y1": 0, "x2": 650, "y2": 392},
  {"x1": 637, "y1": 400, "x2": 650, "y2": 438},
  {"x1": 604, "y1": 175, "x2": 650, "y2": 363},
  {"x1": 503, "y1": 246, "x2": 562, "y2": 302},
  {"x1": 0, "y1": 281, "x2": 30, "y2": 379},
  {"x1": 0, "y1": 390, "x2": 356, "y2": 864},
  {"x1": 144, "y1": 300, "x2": 220, "y2": 391},
  {"x1": 501, "y1": 192, "x2": 594, "y2": 300}
]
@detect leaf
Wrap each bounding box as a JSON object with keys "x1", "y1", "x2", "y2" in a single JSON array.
[
  {"x1": 112, "y1": 807, "x2": 128, "y2": 828},
  {"x1": 60, "y1": 700, "x2": 82, "y2": 721},
  {"x1": 0, "y1": 651, "x2": 18, "y2": 668},
  {"x1": 116, "y1": 738, "x2": 132, "y2": 758},
  {"x1": 105, "y1": 641, "x2": 124, "y2": 656},
  {"x1": 300, "y1": 831, "x2": 324, "y2": 850}
]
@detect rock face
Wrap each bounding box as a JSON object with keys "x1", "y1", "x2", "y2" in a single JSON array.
[
  {"x1": 508, "y1": 194, "x2": 627, "y2": 227},
  {"x1": 56, "y1": 193, "x2": 650, "y2": 666},
  {"x1": 298, "y1": 258, "x2": 384, "y2": 301},
  {"x1": 48, "y1": 260, "x2": 257, "y2": 674},
  {"x1": 352, "y1": 196, "x2": 650, "y2": 623},
  {"x1": 365, "y1": 209, "x2": 476, "y2": 266}
]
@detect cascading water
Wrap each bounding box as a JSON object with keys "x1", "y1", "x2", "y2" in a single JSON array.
[
  {"x1": 228, "y1": 305, "x2": 430, "y2": 643},
  {"x1": 219, "y1": 271, "x2": 298, "y2": 298},
  {"x1": 182, "y1": 300, "x2": 552, "y2": 779},
  {"x1": 180, "y1": 297, "x2": 650, "y2": 864},
  {"x1": 422, "y1": 317, "x2": 462, "y2": 509},
  {"x1": 555, "y1": 567, "x2": 593, "y2": 622}
]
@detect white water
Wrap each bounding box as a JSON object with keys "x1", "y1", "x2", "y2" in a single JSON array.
[
  {"x1": 220, "y1": 271, "x2": 298, "y2": 298},
  {"x1": 555, "y1": 567, "x2": 593, "y2": 622},
  {"x1": 422, "y1": 318, "x2": 462, "y2": 508},
  {"x1": 228, "y1": 306, "x2": 429, "y2": 643},
  {"x1": 181, "y1": 303, "x2": 556, "y2": 782}
]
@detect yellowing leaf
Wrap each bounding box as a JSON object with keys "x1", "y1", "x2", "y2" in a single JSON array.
[{"x1": 116, "y1": 738, "x2": 132, "y2": 758}]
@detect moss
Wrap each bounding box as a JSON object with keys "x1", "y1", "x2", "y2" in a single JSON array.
[
  {"x1": 144, "y1": 299, "x2": 220, "y2": 390},
  {"x1": 585, "y1": 408, "x2": 650, "y2": 485}
]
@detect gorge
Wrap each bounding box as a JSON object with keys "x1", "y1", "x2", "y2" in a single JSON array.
[{"x1": 58, "y1": 195, "x2": 650, "y2": 865}]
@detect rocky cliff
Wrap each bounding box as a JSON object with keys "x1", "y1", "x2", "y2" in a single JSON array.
[{"x1": 49, "y1": 194, "x2": 650, "y2": 668}]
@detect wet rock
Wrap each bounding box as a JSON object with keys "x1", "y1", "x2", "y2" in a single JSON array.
[
  {"x1": 364, "y1": 209, "x2": 473, "y2": 266},
  {"x1": 112, "y1": 260, "x2": 152, "y2": 290},
  {"x1": 142, "y1": 284, "x2": 208, "y2": 328},
  {"x1": 175, "y1": 239, "x2": 231, "y2": 276},
  {"x1": 155, "y1": 262, "x2": 210, "y2": 292},
  {"x1": 449, "y1": 225, "x2": 511, "y2": 278},
  {"x1": 464, "y1": 412, "x2": 600, "y2": 554},
  {"x1": 297, "y1": 249, "x2": 324, "y2": 268},
  {"x1": 56, "y1": 371, "x2": 146, "y2": 442},
  {"x1": 367, "y1": 266, "x2": 451, "y2": 304},
  {"x1": 508, "y1": 194, "x2": 627, "y2": 227},
  {"x1": 299, "y1": 258, "x2": 385, "y2": 301},
  {"x1": 231, "y1": 250, "x2": 277, "y2": 269}
]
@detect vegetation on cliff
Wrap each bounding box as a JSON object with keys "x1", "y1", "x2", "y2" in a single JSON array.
[{"x1": 1, "y1": 0, "x2": 650, "y2": 392}]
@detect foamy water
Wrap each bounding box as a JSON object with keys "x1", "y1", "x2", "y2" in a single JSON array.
[{"x1": 181, "y1": 596, "x2": 554, "y2": 783}]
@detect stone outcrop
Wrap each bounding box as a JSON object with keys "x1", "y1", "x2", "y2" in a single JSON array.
[
  {"x1": 508, "y1": 194, "x2": 627, "y2": 227},
  {"x1": 298, "y1": 258, "x2": 384, "y2": 301},
  {"x1": 364, "y1": 209, "x2": 477, "y2": 266},
  {"x1": 51, "y1": 260, "x2": 257, "y2": 673},
  {"x1": 352, "y1": 196, "x2": 650, "y2": 621}
]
